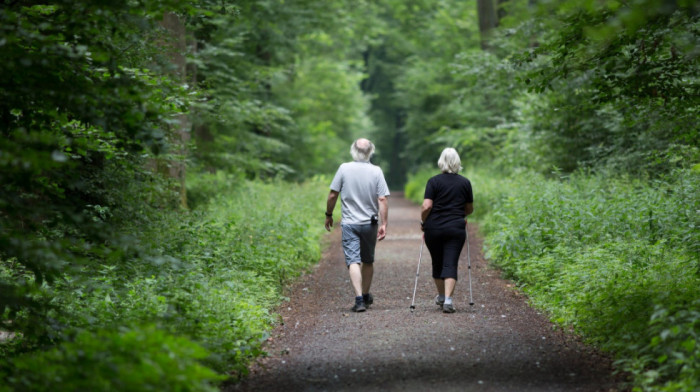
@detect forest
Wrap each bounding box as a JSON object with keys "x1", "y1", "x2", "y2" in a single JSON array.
[{"x1": 0, "y1": 0, "x2": 698, "y2": 391}]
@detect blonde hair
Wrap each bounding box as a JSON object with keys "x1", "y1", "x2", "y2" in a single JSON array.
[{"x1": 437, "y1": 148, "x2": 461, "y2": 173}]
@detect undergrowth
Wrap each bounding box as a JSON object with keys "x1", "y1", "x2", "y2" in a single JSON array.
[{"x1": 0, "y1": 172, "x2": 328, "y2": 390}]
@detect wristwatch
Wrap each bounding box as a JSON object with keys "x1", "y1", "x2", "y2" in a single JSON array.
[{"x1": 325, "y1": 212, "x2": 333, "y2": 217}]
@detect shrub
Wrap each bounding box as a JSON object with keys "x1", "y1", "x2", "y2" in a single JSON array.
[
  {"x1": 404, "y1": 167, "x2": 433, "y2": 204},
  {"x1": 476, "y1": 167, "x2": 699, "y2": 391},
  {"x1": 5, "y1": 325, "x2": 223, "y2": 392},
  {"x1": 1, "y1": 173, "x2": 329, "y2": 386}
]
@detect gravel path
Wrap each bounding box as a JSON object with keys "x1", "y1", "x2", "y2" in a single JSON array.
[{"x1": 227, "y1": 194, "x2": 622, "y2": 392}]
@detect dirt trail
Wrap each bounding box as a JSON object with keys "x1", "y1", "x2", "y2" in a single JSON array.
[{"x1": 228, "y1": 194, "x2": 620, "y2": 392}]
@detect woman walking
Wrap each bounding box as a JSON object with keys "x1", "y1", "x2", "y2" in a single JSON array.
[{"x1": 420, "y1": 148, "x2": 474, "y2": 313}]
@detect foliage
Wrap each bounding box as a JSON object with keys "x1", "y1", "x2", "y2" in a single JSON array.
[
  {"x1": 508, "y1": 0, "x2": 700, "y2": 174},
  {"x1": 360, "y1": 0, "x2": 482, "y2": 187},
  {"x1": 0, "y1": 0, "x2": 370, "y2": 387},
  {"x1": 404, "y1": 168, "x2": 434, "y2": 204},
  {"x1": 631, "y1": 300, "x2": 700, "y2": 392},
  {"x1": 190, "y1": 0, "x2": 375, "y2": 180},
  {"x1": 1, "y1": 174, "x2": 328, "y2": 386},
  {"x1": 474, "y1": 167, "x2": 699, "y2": 391},
  {"x1": 273, "y1": 56, "x2": 374, "y2": 177},
  {"x1": 381, "y1": 0, "x2": 699, "y2": 182},
  {"x1": 0, "y1": 0, "x2": 192, "y2": 348},
  {"x1": 129, "y1": 175, "x2": 326, "y2": 373},
  {"x1": 4, "y1": 325, "x2": 223, "y2": 392}
]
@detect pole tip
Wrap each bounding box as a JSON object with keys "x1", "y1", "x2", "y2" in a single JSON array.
[{"x1": 469, "y1": 302, "x2": 474, "y2": 306}]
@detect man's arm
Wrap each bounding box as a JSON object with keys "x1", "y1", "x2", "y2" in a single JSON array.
[
  {"x1": 377, "y1": 196, "x2": 388, "y2": 241},
  {"x1": 325, "y1": 190, "x2": 339, "y2": 231}
]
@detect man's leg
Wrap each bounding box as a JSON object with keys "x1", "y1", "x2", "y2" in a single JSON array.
[
  {"x1": 361, "y1": 263, "x2": 373, "y2": 295},
  {"x1": 358, "y1": 224, "x2": 378, "y2": 306},
  {"x1": 348, "y1": 263, "x2": 363, "y2": 297},
  {"x1": 342, "y1": 225, "x2": 363, "y2": 297},
  {"x1": 342, "y1": 225, "x2": 366, "y2": 312},
  {"x1": 349, "y1": 263, "x2": 366, "y2": 312}
]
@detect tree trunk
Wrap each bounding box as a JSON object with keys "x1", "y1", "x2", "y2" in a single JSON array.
[
  {"x1": 477, "y1": 0, "x2": 498, "y2": 50},
  {"x1": 160, "y1": 12, "x2": 190, "y2": 208},
  {"x1": 497, "y1": 0, "x2": 509, "y2": 22}
]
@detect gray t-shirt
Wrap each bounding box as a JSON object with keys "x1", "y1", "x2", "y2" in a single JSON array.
[{"x1": 330, "y1": 161, "x2": 390, "y2": 225}]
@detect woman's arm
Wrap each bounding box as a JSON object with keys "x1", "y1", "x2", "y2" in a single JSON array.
[
  {"x1": 465, "y1": 202, "x2": 474, "y2": 216},
  {"x1": 421, "y1": 199, "x2": 433, "y2": 223}
]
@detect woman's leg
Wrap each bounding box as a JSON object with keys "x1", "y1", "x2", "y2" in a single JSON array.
[
  {"x1": 440, "y1": 227, "x2": 466, "y2": 281},
  {"x1": 424, "y1": 230, "x2": 445, "y2": 299},
  {"x1": 441, "y1": 227, "x2": 466, "y2": 309},
  {"x1": 433, "y1": 278, "x2": 445, "y2": 296},
  {"x1": 444, "y1": 277, "x2": 456, "y2": 298}
]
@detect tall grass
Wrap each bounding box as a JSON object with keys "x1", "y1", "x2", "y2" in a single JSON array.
[{"x1": 405, "y1": 167, "x2": 700, "y2": 391}]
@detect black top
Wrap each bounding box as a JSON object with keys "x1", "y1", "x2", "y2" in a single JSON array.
[{"x1": 423, "y1": 173, "x2": 473, "y2": 230}]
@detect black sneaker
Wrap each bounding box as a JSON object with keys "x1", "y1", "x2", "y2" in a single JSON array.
[
  {"x1": 443, "y1": 303, "x2": 456, "y2": 313},
  {"x1": 351, "y1": 302, "x2": 366, "y2": 312},
  {"x1": 363, "y1": 293, "x2": 373, "y2": 308}
]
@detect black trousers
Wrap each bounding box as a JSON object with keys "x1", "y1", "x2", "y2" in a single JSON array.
[{"x1": 424, "y1": 225, "x2": 466, "y2": 280}]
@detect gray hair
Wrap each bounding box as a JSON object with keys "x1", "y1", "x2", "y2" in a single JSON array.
[
  {"x1": 350, "y1": 138, "x2": 375, "y2": 162},
  {"x1": 438, "y1": 148, "x2": 462, "y2": 173}
]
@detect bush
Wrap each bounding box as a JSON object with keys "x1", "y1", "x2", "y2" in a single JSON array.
[
  {"x1": 1, "y1": 173, "x2": 330, "y2": 386},
  {"x1": 5, "y1": 325, "x2": 223, "y2": 392},
  {"x1": 476, "y1": 167, "x2": 699, "y2": 391},
  {"x1": 404, "y1": 167, "x2": 433, "y2": 204},
  {"x1": 624, "y1": 299, "x2": 700, "y2": 392}
]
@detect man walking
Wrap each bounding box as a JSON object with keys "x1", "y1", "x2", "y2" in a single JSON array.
[{"x1": 325, "y1": 138, "x2": 389, "y2": 312}]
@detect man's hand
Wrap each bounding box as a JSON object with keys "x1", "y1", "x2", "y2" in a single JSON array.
[
  {"x1": 325, "y1": 190, "x2": 339, "y2": 232},
  {"x1": 377, "y1": 224, "x2": 386, "y2": 241},
  {"x1": 377, "y1": 195, "x2": 388, "y2": 241}
]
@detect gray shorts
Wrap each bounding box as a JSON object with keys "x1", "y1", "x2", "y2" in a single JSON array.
[{"x1": 341, "y1": 224, "x2": 378, "y2": 267}]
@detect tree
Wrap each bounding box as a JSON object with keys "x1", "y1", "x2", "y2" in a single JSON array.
[
  {"x1": 514, "y1": 0, "x2": 700, "y2": 173},
  {"x1": 477, "y1": 0, "x2": 498, "y2": 49},
  {"x1": 0, "y1": 0, "x2": 190, "y2": 343},
  {"x1": 159, "y1": 11, "x2": 190, "y2": 208},
  {"x1": 361, "y1": 0, "x2": 481, "y2": 186},
  {"x1": 189, "y1": 0, "x2": 377, "y2": 180}
]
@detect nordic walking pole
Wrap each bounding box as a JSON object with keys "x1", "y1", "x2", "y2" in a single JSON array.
[
  {"x1": 466, "y1": 221, "x2": 474, "y2": 306},
  {"x1": 409, "y1": 235, "x2": 425, "y2": 311}
]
